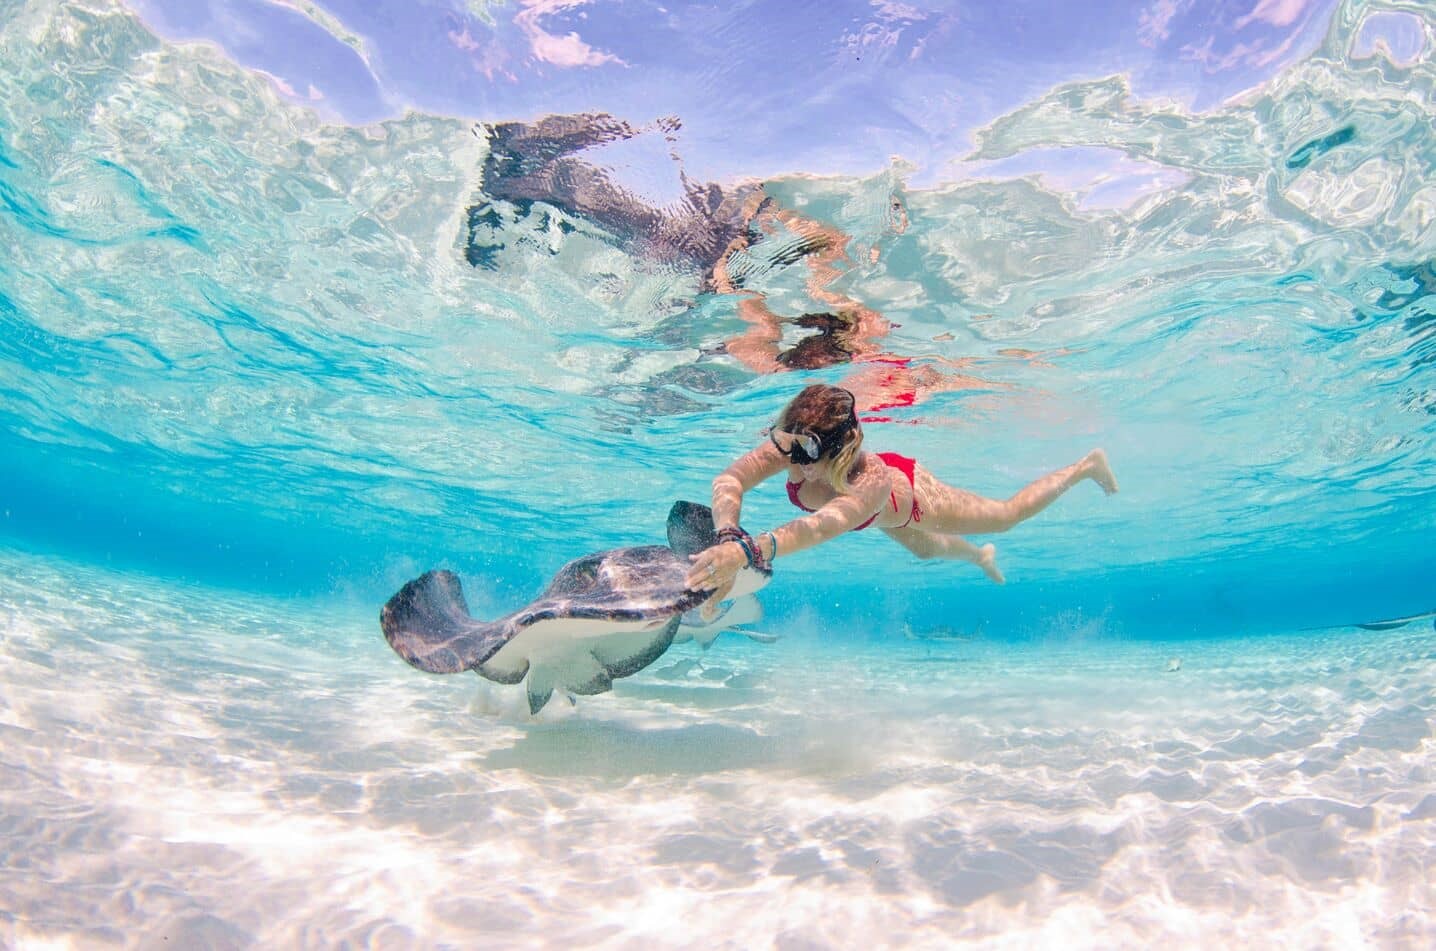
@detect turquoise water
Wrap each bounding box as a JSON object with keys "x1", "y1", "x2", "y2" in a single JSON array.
[{"x1": 1, "y1": 0, "x2": 1433, "y2": 946}]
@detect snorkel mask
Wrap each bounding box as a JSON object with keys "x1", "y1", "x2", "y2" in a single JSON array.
[
  {"x1": 766, "y1": 390, "x2": 859, "y2": 465},
  {"x1": 767, "y1": 428, "x2": 825, "y2": 465}
]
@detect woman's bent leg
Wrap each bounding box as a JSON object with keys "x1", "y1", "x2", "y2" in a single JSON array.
[{"x1": 883, "y1": 527, "x2": 1005, "y2": 584}]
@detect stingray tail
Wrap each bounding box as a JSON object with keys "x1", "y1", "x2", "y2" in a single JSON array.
[{"x1": 380, "y1": 570, "x2": 512, "y2": 674}]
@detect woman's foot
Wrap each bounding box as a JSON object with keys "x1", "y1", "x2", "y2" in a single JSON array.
[
  {"x1": 978, "y1": 544, "x2": 1005, "y2": 584},
  {"x1": 1085, "y1": 449, "x2": 1119, "y2": 495}
]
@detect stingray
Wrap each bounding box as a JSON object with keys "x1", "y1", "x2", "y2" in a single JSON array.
[
  {"x1": 1355, "y1": 609, "x2": 1435, "y2": 632},
  {"x1": 672, "y1": 594, "x2": 779, "y2": 649},
  {"x1": 380, "y1": 501, "x2": 772, "y2": 713},
  {"x1": 901, "y1": 621, "x2": 983, "y2": 642}
]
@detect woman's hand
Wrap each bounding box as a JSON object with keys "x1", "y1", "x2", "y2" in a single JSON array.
[{"x1": 684, "y1": 541, "x2": 748, "y2": 619}]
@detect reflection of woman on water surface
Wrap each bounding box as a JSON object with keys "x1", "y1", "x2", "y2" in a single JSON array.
[
  {"x1": 709, "y1": 198, "x2": 984, "y2": 422},
  {"x1": 465, "y1": 111, "x2": 975, "y2": 419}
]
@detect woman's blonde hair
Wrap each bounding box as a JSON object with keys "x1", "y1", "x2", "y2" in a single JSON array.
[{"x1": 777, "y1": 384, "x2": 864, "y2": 491}]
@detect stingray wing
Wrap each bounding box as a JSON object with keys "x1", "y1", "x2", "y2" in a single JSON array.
[
  {"x1": 380, "y1": 570, "x2": 516, "y2": 675},
  {"x1": 667, "y1": 501, "x2": 720, "y2": 557},
  {"x1": 667, "y1": 501, "x2": 773, "y2": 595},
  {"x1": 535, "y1": 545, "x2": 695, "y2": 606}
]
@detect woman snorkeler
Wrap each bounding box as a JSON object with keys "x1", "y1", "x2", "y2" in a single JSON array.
[{"x1": 683, "y1": 383, "x2": 1118, "y2": 610}]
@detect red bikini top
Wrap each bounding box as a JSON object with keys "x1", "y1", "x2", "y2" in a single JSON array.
[{"x1": 785, "y1": 452, "x2": 920, "y2": 531}]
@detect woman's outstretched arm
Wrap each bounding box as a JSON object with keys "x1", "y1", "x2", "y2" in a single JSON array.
[
  {"x1": 692, "y1": 458, "x2": 890, "y2": 595},
  {"x1": 764, "y1": 485, "x2": 884, "y2": 559},
  {"x1": 710, "y1": 443, "x2": 787, "y2": 533}
]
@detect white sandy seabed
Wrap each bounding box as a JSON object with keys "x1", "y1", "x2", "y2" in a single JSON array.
[{"x1": 0, "y1": 548, "x2": 1432, "y2": 949}]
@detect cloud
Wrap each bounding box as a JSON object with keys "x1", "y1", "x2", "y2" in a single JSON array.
[
  {"x1": 257, "y1": 69, "x2": 324, "y2": 102},
  {"x1": 842, "y1": 22, "x2": 905, "y2": 60},
  {"x1": 843, "y1": 0, "x2": 931, "y2": 63},
  {"x1": 263, "y1": 71, "x2": 300, "y2": 98},
  {"x1": 449, "y1": 25, "x2": 517, "y2": 81},
  {"x1": 514, "y1": 0, "x2": 624, "y2": 68},
  {"x1": 1247, "y1": 22, "x2": 1304, "y2": 66},
  {"x1": 1182, "y1": 9, "x2": 1307, "y2": 73},
  {"x1": 1138, "y1": 0, "x2": 1188, "y2": 48},
  {"x1": 870, "y1": 0, "x2": 925, "y2": 22},
  {"x1": 1178, "y1": 0, "x2": 1315, "y2": 74},
  {"x1": 1235, "y1": 0, "x2": 1312, "y2": 30}
]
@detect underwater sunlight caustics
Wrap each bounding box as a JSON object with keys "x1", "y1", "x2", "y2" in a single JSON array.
[{"x1": 0, "y1": 0, "x2": 1434, "y2": 946}]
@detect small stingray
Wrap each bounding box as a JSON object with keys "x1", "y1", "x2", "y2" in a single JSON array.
[
  {"x1": 902, "y1": 622, "x2": 981, "y2": 642},
  {"x1": 673, "y1": 594, "x2": 779, "y2": 648},
  {"x1": 380, "y1": 502, "x2": 771, "y2": 713},
  {"x1": 1355, "y1": 609, "x2": 1435, "y2": 632}
]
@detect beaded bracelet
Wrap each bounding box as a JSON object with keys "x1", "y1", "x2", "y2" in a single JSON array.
[
  {"x1": 716, "y1": 526, "x2": 747, "y2": 545},
  {"x1": 760, "y1": 531, "x2": 778, "y2": 562},
  {"x1": 716, "y1": 526, "x2": 773, "y2": 572},
  {"x1": 718, "y1": 527, "x2": 753, "y2": 562}
]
